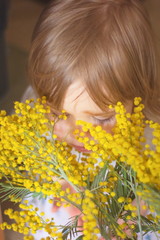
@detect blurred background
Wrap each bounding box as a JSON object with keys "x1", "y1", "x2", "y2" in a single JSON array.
[
  {"x1": 0, "y1": 0, "x2": 159, "y2": 239},
  {"x1": 0, "y1": 0, "x2": 50, "y2": 112}
]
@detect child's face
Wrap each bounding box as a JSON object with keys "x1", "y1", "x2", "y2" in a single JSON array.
[{"x1": 53, "y1": 81, "x2": 132, "y2": 152}]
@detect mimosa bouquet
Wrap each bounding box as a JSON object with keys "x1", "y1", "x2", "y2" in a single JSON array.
[{"x1": 0, "y1": 97, "x2": 160, "y2": 240}]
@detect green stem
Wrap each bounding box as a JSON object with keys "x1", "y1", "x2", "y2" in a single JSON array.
[
  {"x1": 135, "y1": 194, "x2": 143, "y2": 240},
  {"x1": 131, "y1": 174, "x2": 143, "y2": 240}
]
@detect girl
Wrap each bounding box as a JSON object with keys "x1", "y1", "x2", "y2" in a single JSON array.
[{"x1": 26, "y1": 0, "x2": 160, "y2": 239}]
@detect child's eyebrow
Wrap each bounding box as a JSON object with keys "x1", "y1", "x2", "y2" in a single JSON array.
[{"x1": 83, "y1": 110, "x2": 115, "y2": 117}]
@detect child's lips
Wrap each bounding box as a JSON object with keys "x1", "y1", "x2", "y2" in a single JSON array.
[
  {"x1": 56, "y1": 137, "x2": 91, "y2": 152},
  {"x1": 71, "y1": 144, "x2": 91, "y2": 153}
]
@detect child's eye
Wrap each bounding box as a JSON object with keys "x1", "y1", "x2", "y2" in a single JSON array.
[{"x1": 93, "y1": 116, "x2": 115, "y2": 125}]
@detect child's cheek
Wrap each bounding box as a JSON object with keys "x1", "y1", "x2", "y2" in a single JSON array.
[
  {"x1": 53, "y1": 120, "x2": 69, "y2": 140},
  {"x1": 53, "y1": 118, "x2": 78, "y2": 141},
  {"x1": 102, "y1": 122, "x2": 116, "y2": 135}
]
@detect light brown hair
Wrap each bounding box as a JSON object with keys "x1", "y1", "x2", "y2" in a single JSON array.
[{"x1": 28, "y1": 0, "x2": 160, "y2": 121}]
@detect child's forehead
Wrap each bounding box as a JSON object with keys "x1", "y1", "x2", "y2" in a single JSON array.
[
  {"x1": 63, "y1": 81, "x2": 99, "y2": 107},
  {"x1": 61, "y1": 81, "x2": 114, "y2": 116}
]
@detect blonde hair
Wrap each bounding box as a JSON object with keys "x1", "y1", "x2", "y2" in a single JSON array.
[{"x1": 28, "y1": 0, "x2": 160, "y2": 121}]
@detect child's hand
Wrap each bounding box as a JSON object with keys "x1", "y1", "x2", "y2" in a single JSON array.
[
  {"x1": 113, "y1": 199, "x2": 148, "y2": 239},
  {"x1": 100, "y1": 199, "x2": 148, "y2": 240},
  {"x1": 51, "y1": 180, "x2": 83, "y2": 226}
]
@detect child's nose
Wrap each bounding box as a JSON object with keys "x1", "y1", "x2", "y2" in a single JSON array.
[
  {"x1": 53, "y1": 118, "x2": 77, "y2": 139},
  {"x1": 53, "y1": 118, "x2": 89, "y2": 141}
]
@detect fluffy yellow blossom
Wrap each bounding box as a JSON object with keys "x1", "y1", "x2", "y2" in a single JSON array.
[
  {"x1": 1, "y1": 203, "x2": 63, "y2": 239},
  {"x1": 82, "y1": 190, "x2": 99, "y2": 240},
  {"x1": 0, "y1": 97, "x2": 160, "y2": 239}
]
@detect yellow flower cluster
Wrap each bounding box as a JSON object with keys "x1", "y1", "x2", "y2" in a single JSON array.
[
  {"x1": 82, "y1": 190, "x2": 99, "y2": 240},
  {"x1": 0, "y1": 201, "x2": 62, "y2": 240},
  {"x1": 0, "y1": 98, "x2": 67, "y2": 196},
  {"x1": 0, "y1": 97, "x2": 160, "y2": 239},
  {"x1": 76, "y1": 98, "x2": 160, "y2": 189}
]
